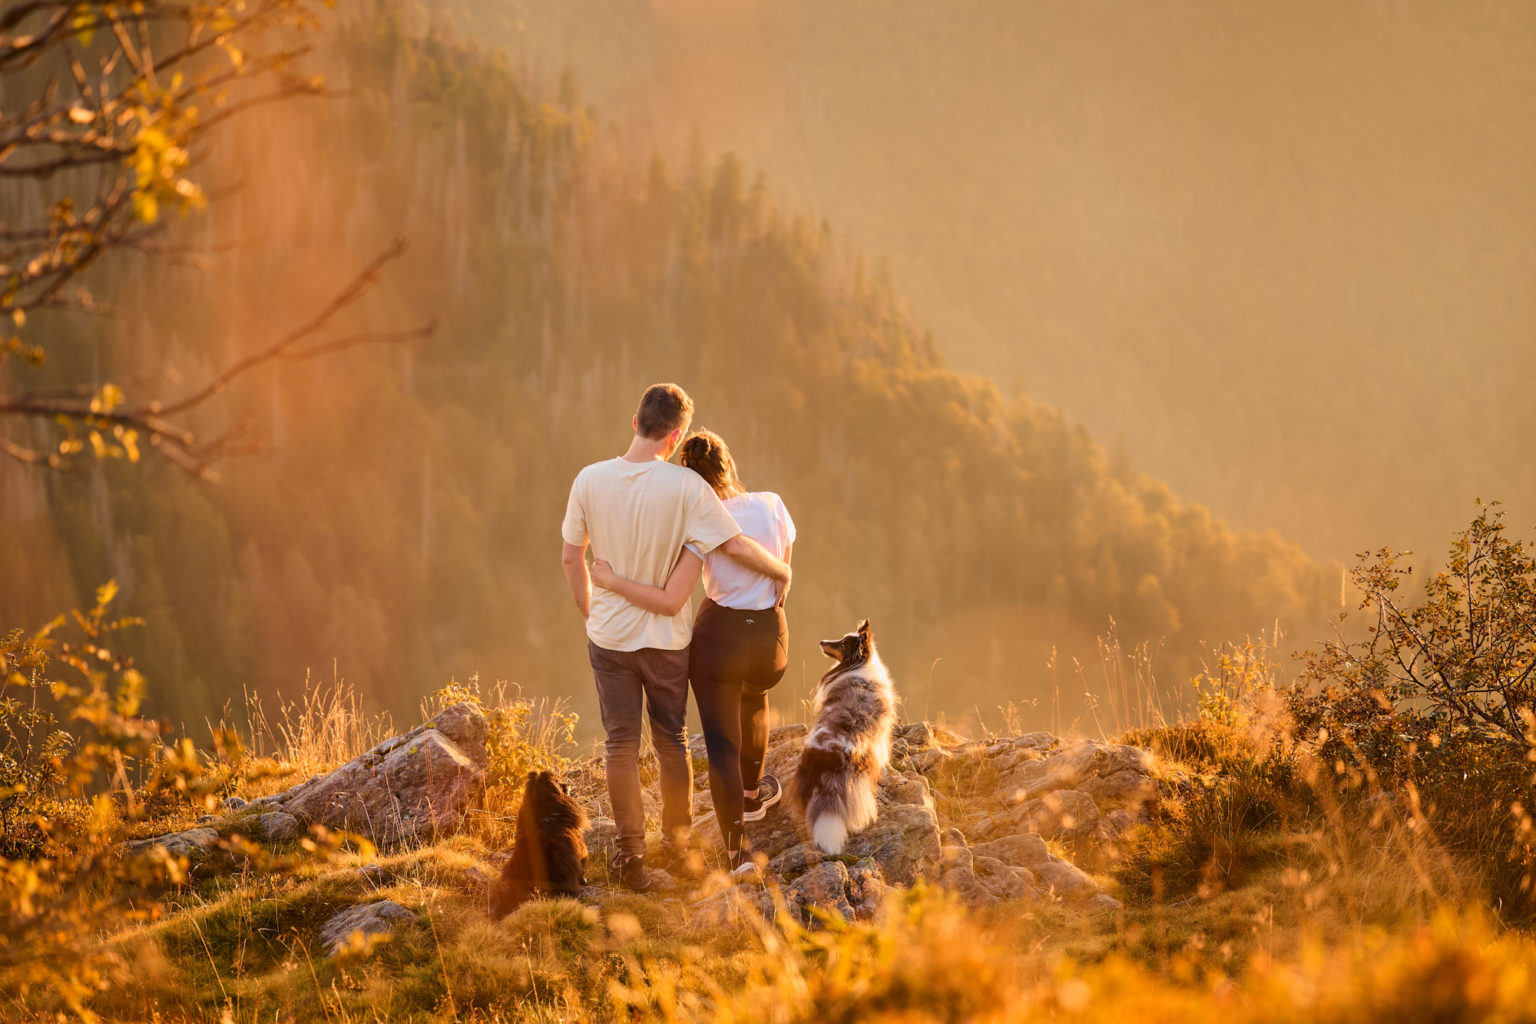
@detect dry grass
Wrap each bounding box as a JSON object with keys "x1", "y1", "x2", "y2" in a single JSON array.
[
  {"x1": 236, "y1": 666, "x2": 394, "y2": 777},
  {"x1": 10, "y1": 652, "x2": 1536, "y2": 1022}
]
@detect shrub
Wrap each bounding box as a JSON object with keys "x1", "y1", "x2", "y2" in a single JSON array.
[{"x1": 1287, "y1": 503, "x2": 1536, "y2": 919}]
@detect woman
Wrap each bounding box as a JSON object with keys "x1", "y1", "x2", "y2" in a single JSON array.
[{"x1": 591, "y1": 429, "x2": 794, "y2": 872}]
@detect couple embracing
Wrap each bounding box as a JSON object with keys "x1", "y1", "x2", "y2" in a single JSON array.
[{"x1": 560, "y1": 383, "x2": 796, "y2": 889}]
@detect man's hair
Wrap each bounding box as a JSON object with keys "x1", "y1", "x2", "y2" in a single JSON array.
[{"x1": 634, "y1": 383, "x2": 694, "y2": 440}]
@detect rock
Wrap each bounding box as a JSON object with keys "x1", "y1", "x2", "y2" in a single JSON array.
[
  {"x1": 911, "y1": 747, "x2": 954, "y2": 774},
  {"x1": 355, "y1": 863, "x2": 392, "y2": 887},
  {"x1": 973, "y1": 856, "x2": 1034, "y2": 901},
  {"x1": 939, "y1": 829, "x2": 974, "y2": 873},
  {"x1": 767, "y1": 842, "x2": 825, "y2": 879},
  {"x1": 690, "y1": 884, "x2": 775, "y2": 927},
  {"x1": 234, "y1": 811, "x2": 301, "y2": 843},
  {"x1": 1087, "y1": 893, "x2": 1123, "y2": 914},
  {"x1": 222, "y1": 796, "x2": 249, "y2": 811},
  {"x1": 882, "y1": 772, "x2": 933, "y2": 808},
  {"x1": 786, "y1": 861, "x2": 856, "y2": 923},
  {"x1": 1022, "y1": 789, "x2": 1101, "y2": 841},
  {"x1": 938, "y1": 864, "x2": 993, "y2": 907},
  {"x1": 971, "y1": 833, "x2": 1053, "y2": 869},
  {"x1": 587, "y1": 816, "x2": 619, "y2": 866},
  {"x1": 734, "y1": 790, "x2": 806, "y2": 860},
  {"x1": 841, "y1": 803, "x2": 943, "y2": 885},
  {"x1": 122, "y1": 827, "x2": 219, "y2": 861},
  {"x1": 320, "y1": 900, "x2": 416, "y2": 956},
  {"x1": 994, "y1": 740, "x2": 1156, "y2": 817},
  {"x1": 642, "y1": 867, "x2": 681, "y2": 892},
  {"x1": 423, "y1": 702, "x2": 489, "y2": 768},
  {"x1": 1035, "y1": 860, "x2": 1098, "y2": 899},
  {"x1": 1082, "y1": 768, "x2": 1156, "y2": 804},
  {"x1": 760, "y1": 736, "x2": 807, "y2": 793},
  {"x1": 1098, "y1": 807, "x2": 1144, "y2": 842},
  {"x1": 275, "y1": 703, "x2": 488, "y2": 847},
  {"x1": 899, "y1": 722, "x2": 969, "y2": 749},
  {"x1": 607, "y1": 717, "x2": 1151, "y2": 921},
  {"x1": 846, "y1": 858, "x2": 886, "y2": 920}
]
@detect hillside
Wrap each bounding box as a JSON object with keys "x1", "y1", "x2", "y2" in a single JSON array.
[
  {"x1": 0, "y1": 14, "x2": 1340, "y2": 730},
  {"x1": 426, "y1": 0, "x2": 1536, "y2": 562}
]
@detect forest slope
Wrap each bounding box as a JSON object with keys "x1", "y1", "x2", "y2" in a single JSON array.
[
  {"x1": 431, "y1": 0, "x2": 1536, "y2": 562},
  {"x1": 1, "y1": 15, "x2": 1337, "y2": 728}
]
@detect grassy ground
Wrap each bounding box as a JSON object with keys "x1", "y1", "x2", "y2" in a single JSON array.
[{"x1": 6, "y1": 667, "x2": 1536, "y2": 1023}]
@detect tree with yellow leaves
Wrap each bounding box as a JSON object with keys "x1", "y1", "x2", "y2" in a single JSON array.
[{"x1": 0, "y1": 0, "x2": 433, "y2": 476}]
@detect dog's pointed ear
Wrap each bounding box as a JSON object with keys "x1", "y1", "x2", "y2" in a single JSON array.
[
  {"x1": 526, "y1": 770, "x2": 538, "y2": 782},
  {"x1": 858, "y1": 619, "x2": 871, "y2": 637}
]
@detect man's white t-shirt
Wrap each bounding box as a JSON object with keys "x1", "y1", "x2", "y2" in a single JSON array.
[
  {"x1": 561, "y1": 458, "x2": 741, "y2": 651},
  {"x1": 689, "y1": 491, "x2": 796, "y2": 611}
]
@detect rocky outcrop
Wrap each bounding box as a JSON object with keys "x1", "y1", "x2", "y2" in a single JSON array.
[
  {"x1": 248, "y1": 702, "x2": 489, "y2": 848},
  {"x1": 641, "y1": 719, "x2": 1163, "y2": 925}
]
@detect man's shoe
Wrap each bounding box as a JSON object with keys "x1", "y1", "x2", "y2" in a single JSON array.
[
  {"x1": 742, "y1": 774, "x2": 782, "y2": 822},
  {"x1": 611, "y1": 853, "x2": 652, "y2": 893},
  {"x1": 661, "y1": 836, "x2": 705, "y2": 880}
]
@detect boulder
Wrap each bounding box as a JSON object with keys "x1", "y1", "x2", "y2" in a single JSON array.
[
  {"x1": 899, "y1": 722, "x2": 969, "y2": 749},
  {"x1": 274, "y1": 702, "x2": 488, "y2": 847},
  {"x1": 767, "y1": 842, "x2": 824, "y2": 879},
  {"x1": 973, "y1": 856, "x2": 1034, "y2": 901},
  {"x1": 971, "y1": 833, "x2": 1052, "y2": 869},
  {"x1": 231, "y1": 811, "x2": 301, "y2": 843},
  {"x1": 938, "y1": 864, "x2": 993, "y2": 907},
  {"x1": 881, "y1": 772, "x2": 934, "y2": 809},
  {"x1": 840, "y1": 802, "x2": 942, "y2": 885},
  {"x1": 587, "y1": 816, "x2": 619, "y2": 867},
  {"x1": 423, "y1": 702, "x2": 489, "y2": 767},
  {"x1": 320, "y1": 900, "x2": 416, "y2": 955},
  {"x1": 846, "y1": 858, "x2": 886, "y2": 920},
  {"x1": 1087, "y1": 893, "x2": 1123, "y2": 914},
  {"x1": 1034, "y1": 860, "x2": 1098, "y2": 899},
  {"x1": 1020, "y1": 789, "x2": 1101, "y2": 841},
  {"x1": 786, "y1": 861, "x2": 856, "y2": 923},
  {"x1": 121, "y1": 827, "x2": 219, "y2": 862}
]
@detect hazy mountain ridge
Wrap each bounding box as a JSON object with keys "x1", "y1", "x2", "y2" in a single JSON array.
[
  {"x1": 2, "y1": 13, "x2": 1337, "y2": 730},
  {"x1": 425, "y1": 0, "x2": 1536, "y2": 562}
]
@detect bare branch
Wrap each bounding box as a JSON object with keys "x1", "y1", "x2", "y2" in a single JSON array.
[{"x1": 145, "y1": 237, "x2": 415, "y2": 420}]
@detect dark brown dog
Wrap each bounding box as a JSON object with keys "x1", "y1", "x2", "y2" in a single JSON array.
[{"x1": 488, "y1": 770, "x2": 589, "y2": 920}]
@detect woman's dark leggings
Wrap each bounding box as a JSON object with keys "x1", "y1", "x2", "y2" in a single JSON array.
[{"x1": 690, "y1": 598, "x2": 788, "y2": 854}]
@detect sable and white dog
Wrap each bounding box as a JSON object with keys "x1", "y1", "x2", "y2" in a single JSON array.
[{"x1": 793, "y1": 620, "x2": 898, "y2": 854}]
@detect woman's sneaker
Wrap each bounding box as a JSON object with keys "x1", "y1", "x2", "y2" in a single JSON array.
[
  {"x1": 742, "y1": 774, "x2": 782, "y2": 822},
  {"x1": 610, "y1": 852, "x2": 652, "y2": 893},
  {"x1": 728, "y1": 848, "x2": 761, "y2": 878}
]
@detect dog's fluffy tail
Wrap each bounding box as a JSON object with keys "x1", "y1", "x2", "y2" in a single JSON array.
[
  {"x1": 795, "y1": 744, "x2": 879, "y2": 855},
  {"x1": 812, "y1": 815, "x2": 849, "y2": 855}
]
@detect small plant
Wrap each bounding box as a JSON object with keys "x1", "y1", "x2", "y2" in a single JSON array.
[{"x1": 424, "y1": 677, "x2": 581, "y2": 846}]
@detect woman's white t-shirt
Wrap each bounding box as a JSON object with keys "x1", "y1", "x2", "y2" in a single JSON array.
[{"x1": 689, "y1": 491, "x2": 796, "y2": 610}]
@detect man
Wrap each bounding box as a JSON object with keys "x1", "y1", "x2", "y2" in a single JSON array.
[{"x1": 560, "y1": 383, "x2": 790, "y2": 890}]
